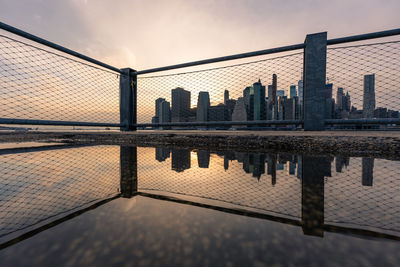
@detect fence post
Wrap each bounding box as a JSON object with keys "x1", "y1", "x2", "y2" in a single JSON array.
[
  {"x1": 120, "y1": 68, "x2": 137, "y2": 131},
  {"x1": 303, "y1": 32, "x2": 327, "y2": 131}
]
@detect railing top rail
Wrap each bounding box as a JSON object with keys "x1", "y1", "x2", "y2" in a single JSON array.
[
  {"x1": 136, "y1": 43, "x2": 305, "y2": 75},
  {"x1": 0, "y1": 21, "x2": 122, "y2": 74},
  {"x1": 137, "y1": 28, "x2": 400, "y2": 75},
  {"x1": 326, "y1": 28, "x2": 400, "y2": 46}
]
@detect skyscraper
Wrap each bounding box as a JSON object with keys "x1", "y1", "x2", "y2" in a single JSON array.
[
  {"x1": 208, "y1": 104, "x2": 230, "y2": 121},
  {"x1": 290, "y1": 85, "x2": 297, "y2": 98},
  {"x1": 277, "y1": 90, "x2": 285, "y2": 97},
  {"x1": 271, "y1": 74, "x2": 278, "y2": 120},
  {"x1": 159, "y1": 100, "x2": 171, "y2": 123},
  {"x1": 243, "y1": 86, "x2": 254, "y2": 121},
  {"x1": 253, "y1": 79, "x2": 266, "y2": 120},
  {"x1": 325, "y1": 83, "x2": 333, "y2": 99},
  {"x1": 232, "y1": 97, "x2": 247, "y2": 121},
  {"x1": 298, "y1": 80, "x2": 303, "y2": 104},
  {"x1": 153, "y1": 98, "x2": 166, "y2": 123},
  {"x1": 325, "y1": 84, "x2": 334, "y2": 119},
  {"x1": 363, "y1": 74, "x2": 375, "y2": 118},
  {"x1": 171, "y1": 87, "x2": 191, "y2": 122},
  {"x1": 224, "y1": 90, "x2": 229, "y2": 105},
  {"x1": 196, "y1": 91, "x2": 210, "y2": 122},
  {"x1": 336, "y1": 87, "x2": 344, "y2": 110}
]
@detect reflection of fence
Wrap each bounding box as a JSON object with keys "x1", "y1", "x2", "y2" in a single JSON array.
[
  {"x1": 137, "y1": 148, "x2": 400, "y2": 238},
  {"x1": 1, "y1": 145, "x2": 400, "y2": 248},
  {"x1": 0, "y1": 145, "x2": 120, "y2": 245},
  {"x1": 1, "y1": 21, "x2": 399, "y2": 130}
]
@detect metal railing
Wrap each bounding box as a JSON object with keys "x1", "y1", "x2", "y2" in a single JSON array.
[{"x1": 0, "y1": 21, "x2": 399, "y2": 131}]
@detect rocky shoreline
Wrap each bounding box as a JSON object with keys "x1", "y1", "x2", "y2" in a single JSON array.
[{"x1": 0, "y1": 131, "x2": 399, "y2": 159}]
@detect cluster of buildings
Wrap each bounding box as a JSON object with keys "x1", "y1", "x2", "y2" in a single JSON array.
[
  {"x1": 151, "y1": 73, "x2": 399, "y2": 128},
  {"x1": 155, "y1": 148, "x2": 375, "y2": 186}
]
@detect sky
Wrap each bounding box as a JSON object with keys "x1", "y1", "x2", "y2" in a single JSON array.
[{"x1": 1, "y1": 0, "x2": 399, "y2": 71}]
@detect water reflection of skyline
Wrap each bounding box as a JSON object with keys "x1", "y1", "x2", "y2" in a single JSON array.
[
  {"x1": 154, "y1": 147, "x2": 375, "y2": 187},
  {"x1": 0, "y1": 144, "x2": 399, "y2": 249}
]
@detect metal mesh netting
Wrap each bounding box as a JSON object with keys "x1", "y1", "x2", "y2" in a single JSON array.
[
  {"x1": 0, "y1": 145, "x2": 120, "y2": 243},
  {"x1": 325, "y1": 157, "x2": 400, "y2": 235},
  {"x1": 137, "y1": 52, "x2": 304, "y2": 125},
  {"x1": 138, "y1": 148, "x2": 302, "y2": 218},
  {"x1": 326, "y1": 40, "x2": 400, "y2": 122},
  {"x1": 138, "y1": 147, "x2": 400, "y2": 236},
  {"x1": 0, "y1": 34, "x2": 120, "y2": 123}
]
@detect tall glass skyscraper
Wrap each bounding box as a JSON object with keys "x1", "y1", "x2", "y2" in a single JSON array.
[
  {"x1": 171, "y1": 87, "x2": 191, "y2": 122},
  {"x1": 253, "y1": 79, "x2": 266, "y2": 120},
  {"x1": 196, "y1": 91, "x2": 210, "y2": 122},
  {"x1": 289, "y1": 85, "x2": 297, "y2": 98},
  {"x1": 363, "y1": 74, "x2": 375, "y2": 118}
]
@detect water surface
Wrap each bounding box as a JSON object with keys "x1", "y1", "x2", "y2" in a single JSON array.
[{"x1": 0, "y1": 144, "x2": 399, "y2": 266}]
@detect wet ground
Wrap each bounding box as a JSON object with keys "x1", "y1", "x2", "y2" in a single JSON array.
[{"x1": 0, "y1": 143, "x2": 399, "y2": 266}]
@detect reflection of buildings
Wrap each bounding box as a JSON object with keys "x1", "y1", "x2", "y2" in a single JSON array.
[
  {"x1": 156, "y1": 148, "x2": 170, "y2": 162},
  {"x1": 148, "y1": 148, "x2": 390, "y2": 240},
  {"x1": 197, "y1": 150, "x2": 210, "y2": 168},
  {"x1": 171, "y1": 149, "x2": 191, "y2": 172},
  {"x1": 154, "y1": 148, "x2": 376, "y2": 191},
  {"x1": 335, "y1": 156, "x2": 350, "y2": 172}
]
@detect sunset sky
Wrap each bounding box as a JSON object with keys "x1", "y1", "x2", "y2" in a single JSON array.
[{"x1": 1, "y1": 0, "x2": 399, "y2": 71}]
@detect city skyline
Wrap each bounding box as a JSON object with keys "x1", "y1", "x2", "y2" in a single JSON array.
[{"x1": 151, "y1": 72, "x2": 399, "y2": 127}]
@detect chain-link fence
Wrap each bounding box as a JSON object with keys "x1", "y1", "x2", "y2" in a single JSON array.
[
  {"x1": 1, "y1": 21, "x2": 400, "y2": 130},
  {"x1": 325, "y1": 157, "x2": 400, "y2": 236},
  {"x1": 0, "y1": 145, "x2": 120, "y2": 244},
  {"x1": 138, "y1": 147, "x2": 302, "y2": 218},
  {"x1": 137, "y1": 52, "x2": 304, "y2": 128},
  {"x1": 326, "y1": 40, "x2": 400, "y2": 128},
  {"x1": 0, "y1": 32, "x2": 120, "y2": 126},
  {"x1": 137, "y1": 147, "x2": 400, "y2": 238}
]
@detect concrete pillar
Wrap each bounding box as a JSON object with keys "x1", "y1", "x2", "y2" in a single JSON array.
[
  {"x1": 119, "y1": 68, "x2": 137, "y2": 131},
  {"x1": 120, "y1": 146, "x2": 137, "y2": 198},
  {"x1": 303, "y1": 32, "x2": 327, "y2": 131}
]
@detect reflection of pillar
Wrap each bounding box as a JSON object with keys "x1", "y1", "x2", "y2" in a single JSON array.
[
  {"x1": 301, "y1": 155, "x2": 330, "y2": 237},
  {"x1": 120, "y1": 146, "x2": 138, "y2": 198},
  {"x1": 268, "y1": 155, "x2": 277, "y2": 186},
  {"x1": 362, "y1": 158, "x2": 374, "y2": 186}
]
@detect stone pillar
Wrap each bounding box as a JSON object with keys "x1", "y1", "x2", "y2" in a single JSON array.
[
  {"x1": 303, "y1": 32, "x2": 327, "y2": 131},
  {"x1": 120, "y1": 68, "x2": 137, "y2": 131}
]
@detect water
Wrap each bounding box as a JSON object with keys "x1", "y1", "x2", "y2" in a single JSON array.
[{"x1": 0, "y1": 144, "x2": 399, "y2": 266}]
